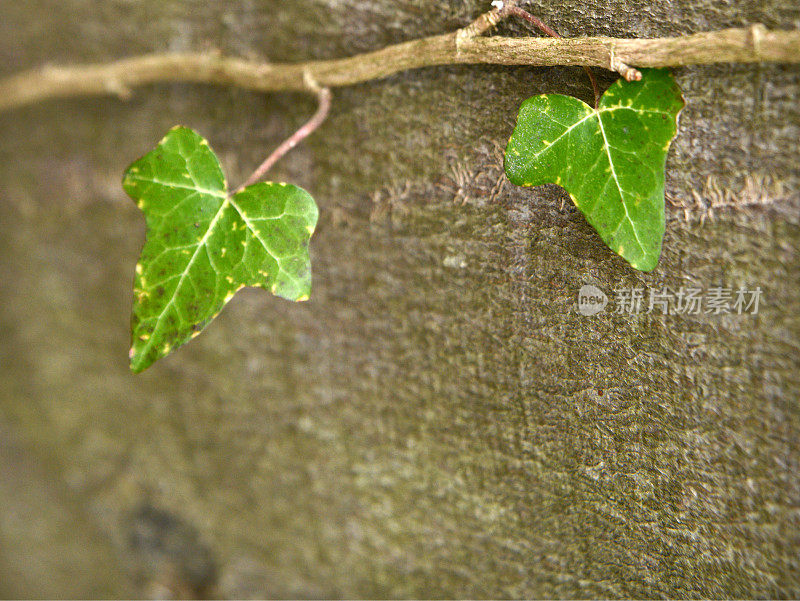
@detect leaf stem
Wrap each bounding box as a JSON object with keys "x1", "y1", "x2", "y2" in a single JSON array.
[
  {"x1": 504, "y1": 5, "x2": 603, "y2": 107},
  {"x1": 234, "y1": 85, "x2": 332, "y2": 194}
]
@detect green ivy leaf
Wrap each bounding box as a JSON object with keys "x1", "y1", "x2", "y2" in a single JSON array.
[
  {"x1": 505, "y1": 68, "x2": 684, "y2": 271},
  {"x1": 122, "y1": 126, "x2": 318, "y2": 373}
]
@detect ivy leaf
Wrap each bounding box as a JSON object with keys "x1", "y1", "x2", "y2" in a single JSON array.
[
  {"x1": 504, "y1": 68, "x2": 684, "y2": 271},
  {"x1": 122, "y1": 126, "x2": 318, "y2": 373}
]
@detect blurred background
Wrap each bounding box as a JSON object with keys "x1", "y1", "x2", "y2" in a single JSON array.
[{"x1": 0, "y1": 0, "x2": 798, "y2": 597}]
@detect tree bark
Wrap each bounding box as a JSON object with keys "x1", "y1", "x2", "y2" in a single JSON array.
[{"x1": 0, "y1": 0, "x2": 797, "y2": 597}]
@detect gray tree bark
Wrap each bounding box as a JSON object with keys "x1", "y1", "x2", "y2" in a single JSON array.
[{"x1": 0, "y1": 0, "x2": 798, "y2": 597}]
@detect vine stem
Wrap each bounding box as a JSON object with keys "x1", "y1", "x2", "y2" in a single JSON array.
[
  {"x1": 0, "y1": 9, "x2": 798, "y2": 112},
  {"x1": 234, "y1": 84, "x2": 331, "y2": 193},
  {"x1": 504, "y1": 5, "x2": 604, "y2": 106},
  {"x1": 237, "y1": 1, "x2": 510, "y2": 190}
]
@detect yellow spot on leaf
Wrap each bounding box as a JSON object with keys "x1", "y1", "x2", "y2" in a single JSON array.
[{"x1": 296, "y1": 295, "x2": 310, "y2": 302}]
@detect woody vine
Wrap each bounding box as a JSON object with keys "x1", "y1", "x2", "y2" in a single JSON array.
[{"x1": 1, "y1": 0, "x2": 798, "y2": 372}]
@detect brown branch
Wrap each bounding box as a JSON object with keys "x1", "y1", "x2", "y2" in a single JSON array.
[
  {"x1": 504, "y1": 5, "x2": 603, "y2": 106},
  {"x1": 0, "y1": 23, "x2": 798, "y2": 112}
]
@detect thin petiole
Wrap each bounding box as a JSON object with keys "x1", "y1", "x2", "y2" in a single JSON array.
[
  {"x1": 504, "y1": 5, "x2": 602, "y2": 107},
  {"x1": 234, "y1": 86, "x2": 332, "y2": 194}
]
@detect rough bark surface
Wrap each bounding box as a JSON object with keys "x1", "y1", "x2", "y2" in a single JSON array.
[{"x1": 0, "y1": 0, "x2": 798, "y2": 598}]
